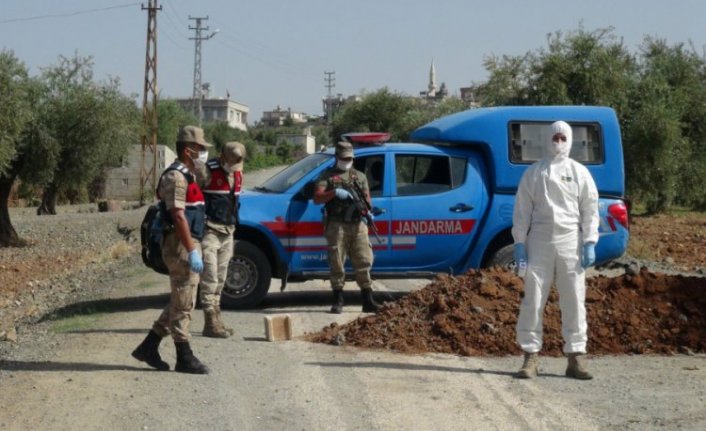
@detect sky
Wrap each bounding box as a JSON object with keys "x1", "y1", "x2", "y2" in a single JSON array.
[{"x1": 2, "y1": 0, "x2": 706, "y2": 123}]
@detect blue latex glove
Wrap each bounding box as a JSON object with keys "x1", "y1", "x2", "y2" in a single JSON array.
[
  {"x1": 513, "y1": 243, "x2": 527, "y2": 263},
  {"x1": 582, "y1": 242, "x2": 596, "y2": 269},
  {"x1": 334, "y1": 188, "x2": 352, "y2": 200},
  {"x1": 367, "y1": 212, "x2": 375, "y2": 222},
  {"x1": 188, "y1": 249, "x2": 204, "y2": 273}
]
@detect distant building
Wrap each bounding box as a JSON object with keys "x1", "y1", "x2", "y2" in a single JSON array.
[
  {"x1": 261, "y1": 105, "x2": 308, "y2": 127},
  {"x1": 459, "y1": 86, "x2": 480, "y2": 108},
  {"x1": 105, "y1": 144, "x2": 176, "y2": 200},
  {"x1": 175, "y1": 97, "x2": 249, "y2": 131},
  {"x1": 278, "y1": 126, "x2": 316, "y2": 155},
  {"x1": 419, "y1": 59, "x2": 449, "y2": 103},
  {"x1": 322, "y1": 94, "x2": 361, "y2": 123}
]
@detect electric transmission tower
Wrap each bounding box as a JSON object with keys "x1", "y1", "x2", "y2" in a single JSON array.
[
  {"x1": 324, "y1": 70, "x2": 335, "y2": 125},
  {"x1": 139, "y1": 0, "x2": 161, "y2": 205},
  {"x1": 189, "y1": 16, "x2": 218, "y2": 124},
  {"x1": 324, "y1": 70, "x2": 336, "y2": 143}
]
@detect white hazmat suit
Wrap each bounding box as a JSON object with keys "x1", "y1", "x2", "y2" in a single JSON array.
[{"x1": 512, "y1": 120, "x2": 599, "y2": 354}]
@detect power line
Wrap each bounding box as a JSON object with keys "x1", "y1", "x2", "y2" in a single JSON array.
[
  {"x1": 212, "y1": 36, "x2": 319, "y2": 82},
  {"x1": 161, "y1": 3, "x2": 190, "y2": 39},
  {"x1": 0, "y1": 2, "x2": 140, "y2": 25},
  {"x1": 158, "y1": 25, "x2": 188, "y2": 50}
]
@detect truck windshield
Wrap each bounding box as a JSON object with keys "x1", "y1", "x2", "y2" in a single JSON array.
[{"x1": 256, "y1": 153, "x2": 333, "y2": 193}]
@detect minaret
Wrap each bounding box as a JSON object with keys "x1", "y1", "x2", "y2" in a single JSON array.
[{"x1": 428, "y1": 59, "x2": 438, "y2": 97}]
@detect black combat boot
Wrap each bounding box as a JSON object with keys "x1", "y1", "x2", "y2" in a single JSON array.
[
  {"x1": 361, "y1": 288, "x2": 382, "y2": 313},
  {"x1": 330, "y1": 289, "x2": 344, "y2": 314},
  {"x1": 174, "y1": 342, "x2": 210, "y2": 375},
  {"x1": 132, "y1": 330, "x2": 169, "y2": 371}
]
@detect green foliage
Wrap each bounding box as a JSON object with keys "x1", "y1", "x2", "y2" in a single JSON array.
[
  {"x1": 156, "y1": 99, "x2": 197, "y2": 149},
  {"x1": 202, "y1": 121, "x2": 248, "y2": 156},
  {"x1": 3, "y1": 53, "x2": 142, "y2": 212},
  {"x1": 0, "y1": 50, "x2": 33, "y2": 176},
  {"x1": 331, "y1": 88, "x2": 466, "y2": 142},
  {"x1": 32, "y1": 55, "x2": 140, "y2": 203},
  {"x1": 312, "y1": 126, "x2": 331, "y2": 150},
  {"x1": 472, "y1": 25, "x2": 706, "y2": 213},
  {"x1": 244, "y1": 152, "x2": 282, "y2": 171}
]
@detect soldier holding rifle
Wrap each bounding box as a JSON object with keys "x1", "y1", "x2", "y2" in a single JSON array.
[{"x1": 313, "y1": 141, "x2": 383, "y2": 314}]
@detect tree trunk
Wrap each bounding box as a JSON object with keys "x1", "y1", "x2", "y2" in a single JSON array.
[
  {"x1": 36, "y1": 184, "x2": 58, "y2": 215},
  {"x1": 0, "y1": 175, "x2": 24, "y2": 247}
]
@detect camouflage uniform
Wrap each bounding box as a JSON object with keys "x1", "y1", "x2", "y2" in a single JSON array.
[
  {"x1": 198, "y1": 142, "x2": 245, "y2": 337},
  {"x1": 317, "y1": 168, "x2": 374, "y2": 291},
  {"x1": 151, "y1": 168, "x2": 204, "y2": 342},
  {"x1": 132, "y1": 124, "x2": 211, "y2": 375}
]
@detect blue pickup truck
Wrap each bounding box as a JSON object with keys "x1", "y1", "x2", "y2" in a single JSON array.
[{"x1": 222, "y1": 106, "x2": 629, "y2": 308}]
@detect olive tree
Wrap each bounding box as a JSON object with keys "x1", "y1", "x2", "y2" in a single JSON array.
[
  {"x1": 34, "y1": 55, "x2": 141, "y2": 214},
  {"x1": 0, "y1": 51, "x2": 35, "y2": 245},
  {"x1": 331, "y1": 88, "x2": 465, "y2": 142}
]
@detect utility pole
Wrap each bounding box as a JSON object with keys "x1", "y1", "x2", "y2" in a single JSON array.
[
  {"x1": 324, "y1": 71, "x2": 336, "y2": 142},
  {"x1": 139, "y1": 0, "x2": 161, "y2": 205},
  {"x1": 324, "y1": 70, "x2": 335, "y2": 126},
  {"x1": 189, "y1": 16, "x2": 218, "y2": 124}
]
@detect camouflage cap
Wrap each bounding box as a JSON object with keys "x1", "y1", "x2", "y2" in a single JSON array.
[
  {"x1": 222, "y1": 141, "x2": 246, "y2": 171},
  {"x1": 177, "y1": 125, "x2": 212, "y2": 147},
  {"x1": 335, "y1": 141, "x2": 354, "y2": 158}
]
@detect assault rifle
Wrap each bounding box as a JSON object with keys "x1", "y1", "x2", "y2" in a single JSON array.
[{"x1": 344, "y1": 182, "x2": 383, "y2": 244}]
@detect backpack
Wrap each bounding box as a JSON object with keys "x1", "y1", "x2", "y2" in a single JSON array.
[{"x1": 140, "y1": 203, "x2": 169, "y2": 275}]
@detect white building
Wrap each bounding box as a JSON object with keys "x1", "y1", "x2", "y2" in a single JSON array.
[
  {"x1": 278, "y1": 127, "x2": 316, "y2": 154},
  {"x1": 175, "y1": 97, "x2": 250, "y2": 131},
  {"x1": 261, "y1": 105, "x2": 309, "y2": 127},
  {"x1": 105, "y1": 144, "x2": 176, "y2": 200}
]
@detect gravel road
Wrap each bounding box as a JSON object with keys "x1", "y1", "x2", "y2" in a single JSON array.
[{"x1": 0, "y1": 165, "x2": 705, "y2": 430}]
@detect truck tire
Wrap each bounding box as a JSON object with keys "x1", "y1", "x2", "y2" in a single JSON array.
[
  {"x1": 221, "y1": 240, "x2": 272, "y2": 309},
  {"x1": 487, "y1": 243, "x2": 516, "y2": 270}
]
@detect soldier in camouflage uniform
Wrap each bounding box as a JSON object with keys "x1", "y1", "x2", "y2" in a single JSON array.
[
  {"x1": 132, "y1": 126, "x2": 211, "y2": 375},
  {"x1": 199, "y1": 141, "x2": 246, "y2": 338},
  {"x1": 313, "y1": 141, "x2": 382, "y2": 314}
]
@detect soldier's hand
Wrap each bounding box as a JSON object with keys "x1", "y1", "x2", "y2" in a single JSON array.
[
  {"x1": 188, "y1": 249, "x2": 204, "y2": 273},
  {"x1": 334, "y1": 188, "x2": 352, "y2": 200}
]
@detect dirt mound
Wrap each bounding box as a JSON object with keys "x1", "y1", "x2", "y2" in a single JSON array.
[{"x1": 308, "y1": 267, "x2": 706, "y2": 357}]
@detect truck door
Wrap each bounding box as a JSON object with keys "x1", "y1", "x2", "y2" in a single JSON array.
[
  {"x1": 285, "y1": 154, "x2": 392, "y2": 272},
  {"x1": 385, "y1": 152, "x2": 486, "y2": 272}
]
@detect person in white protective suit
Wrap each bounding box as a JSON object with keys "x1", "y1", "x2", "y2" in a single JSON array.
[{"x1": 511, "y1": 120, "x2": 599, "y2": 380}]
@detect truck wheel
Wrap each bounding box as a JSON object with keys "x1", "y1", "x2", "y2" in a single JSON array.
[
  {"x1": 221, "y1": 240, "x2": 271, "y2": 309},
  {"x1": 487, "y1": 244, "x2": 516, "y2": 270}
]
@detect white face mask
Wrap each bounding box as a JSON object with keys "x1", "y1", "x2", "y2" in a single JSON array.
[
  {"x1": 192, "y1": 150, "x2": 208, "y2": 166},
  {"x1": 336, "y1": 160, "x2": 353, "y2": 171},
  {"x1": 547, "y1": 136, "x2": 570, "y2": 159}
]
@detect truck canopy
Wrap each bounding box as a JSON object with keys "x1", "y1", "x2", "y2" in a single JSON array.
[{"x1": 410, "y1": 106, "x2": 625, "y2": 196}]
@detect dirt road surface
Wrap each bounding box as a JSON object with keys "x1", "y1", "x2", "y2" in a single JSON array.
[
  {"x1": 1, "y1": 268, "x2": 705, "y2": 431},
  {"x1": 1, "y1": 166, "x2": 705, "y2": 430}
]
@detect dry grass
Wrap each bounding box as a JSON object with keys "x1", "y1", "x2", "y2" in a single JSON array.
[{"x1": 108, "y1": 241, "x2": 132, "y2": 260}]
